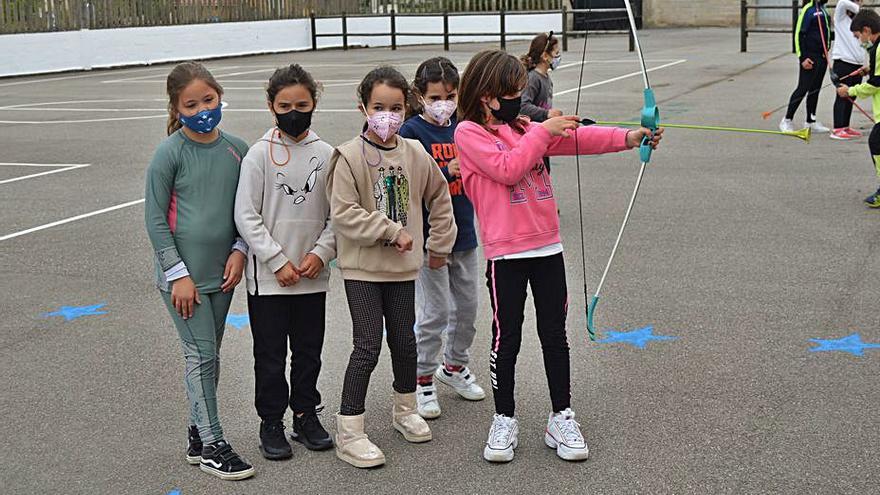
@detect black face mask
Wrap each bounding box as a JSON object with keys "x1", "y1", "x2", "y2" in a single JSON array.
[
  {"x1": 491, "y1": 96, "x2": 522, "y2": 123},
  {"x1": 275, "y1": 108, "x2": 313, "y2": 138}
]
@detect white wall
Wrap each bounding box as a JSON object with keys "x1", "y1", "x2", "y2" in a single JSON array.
[{"x1": 0, "y1": 12, "x2": 562, "y2": 78}]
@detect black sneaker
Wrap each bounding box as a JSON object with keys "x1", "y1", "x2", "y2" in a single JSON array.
[
  {"x1": 259, "y1": 420, "x2": 293, "y2": 460},
  {"x1": 291, "y1": 410, "x2": 333, "y2": 451},
  {"x1": 199, "y1": 440, "x2": 256, "y2": 480},
  {"x1": 186, "y1": 425, "x2": 202, "y2": 465}
]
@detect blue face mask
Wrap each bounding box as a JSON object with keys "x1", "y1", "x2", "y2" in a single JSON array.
[
  {"x1": 550, "y1": 55, "x2": 562, "y2": 70},
  {"x1": 179, "y1": 103, "x2": 222, "y2": 134}
]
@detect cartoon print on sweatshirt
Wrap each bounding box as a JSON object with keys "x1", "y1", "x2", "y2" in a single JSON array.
[{"x1": 274, "y1": 156, "x2": 325, "y2": 206}]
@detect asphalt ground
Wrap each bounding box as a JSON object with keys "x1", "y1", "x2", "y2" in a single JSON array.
[{"x1": 1, "y1": 28, "x2": 878, "y2": 494}]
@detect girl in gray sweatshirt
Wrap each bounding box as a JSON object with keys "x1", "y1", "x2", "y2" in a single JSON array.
[{"x1": 234, "y1": 64, "x2": 336, "y2": 461}]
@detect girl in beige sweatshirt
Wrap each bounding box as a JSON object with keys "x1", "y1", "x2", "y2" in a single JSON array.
[{"x1": 326, "y1": 66, "x2": 456, "y2": 468}]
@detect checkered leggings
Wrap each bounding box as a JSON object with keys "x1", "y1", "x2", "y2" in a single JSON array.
[{"x1": 339, "y1": 280, "x2": 417, "y2": 416}]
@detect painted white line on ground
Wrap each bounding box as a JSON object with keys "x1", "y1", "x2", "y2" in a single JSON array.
[
  {"x1": 0, "y1": 98, "x2": 166, "y2": 110},
  {"x1": 0, "y1": 164, "x2": 90, "y2": 185},
  {"x1": 554, "y1": 59, "x2": 687, "y2": 97},
  {"x1": 101, "y1": 66, "x2": 243, "y2": 83},
  {"x1": 555, "y1": 58, "x2": 683, "y2": 71},
  {"x1": 0, "y1": 162, "x2": 87, "y2": 167},
  {"x1": 0, "y1": 115, "x2": 167, "y2": 124},
  {"x1": 0, "y1": 198, "x2": 144, "y2": 242},
  {"x1": 0, "y1": 66, "x2": 170, "y2": 87},
  {"x1": 0, "y1": 108, "x2": 361, "y2": 124},
  {"x1": 108, "y1": 79, "x2": 361, "y2": 84}
]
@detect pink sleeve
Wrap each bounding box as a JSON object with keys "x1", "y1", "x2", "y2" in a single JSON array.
[
  {"x1": 454, "y1": 122, "x2": 554, "y2": 186},
  {"x1": 542, "y1": 123, "x2": 631, "y2": 157}
]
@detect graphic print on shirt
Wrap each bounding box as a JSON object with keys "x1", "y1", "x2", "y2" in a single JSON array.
[
  {"x1": 429, "y1": 142, "x2": 465, "y2": 196},
  {"x1": 274, "y1": 156, "x2": 324, "y2": 206},
  {"x1": 494, "y1": 140, "x2": 554, "y2": 204},
  {"x1": 372, "y1": 166, "x2": 410, "y2": 246}
]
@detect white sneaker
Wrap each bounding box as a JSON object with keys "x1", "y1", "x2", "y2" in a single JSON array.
[
  {"x1": 416, "y1": 384, "x2": 441, "y2": 419},
  {"x1": 434, "y1": 366, "x2": 486, "y2": 401},
  {"x1": 483, "y1": 414, "x2": 518, "y2": 463},
  {"x1": 545, "y1": 408, "x2": 589, "y2": 461},
  {"x1": 806, "y1": 118, "x2": 830, "y2": 133},
  {"x1": 779, "y1": 118, "x2": 795, "y2": 132}
]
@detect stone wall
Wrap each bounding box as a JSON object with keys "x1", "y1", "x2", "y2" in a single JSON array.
[{"x1": 643, "y1": 0, "x2": 748, "y2": 27}]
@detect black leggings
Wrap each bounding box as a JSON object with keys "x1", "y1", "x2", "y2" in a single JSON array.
[
  {"x1": 339, "y1": 280, "x2": 417, "y2": 416},
  {"x1": 485, "y1": 253, "x2": 571, "y2": 417},
  {"x1": 833, "y1": 60, "x2": 864, "y2": 129},
  {"x1": 786, "y1": 58, "x2": 828, "y2": 122}
]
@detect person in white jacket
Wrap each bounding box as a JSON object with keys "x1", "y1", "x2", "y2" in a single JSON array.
[
  {"x1": 830, "y1": 0, "x2": 868, "y2": 139},
  {"x1": 234, "y1": 64, "x2": 336, "y2": 461}
]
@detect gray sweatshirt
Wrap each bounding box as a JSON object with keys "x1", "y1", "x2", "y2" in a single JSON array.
[
  {"x1": 234, "y1": 128, "x2": 336, "y2": 295},
  {"x1": 521, "y1": 69, "x2": 554, "y2": 122}
]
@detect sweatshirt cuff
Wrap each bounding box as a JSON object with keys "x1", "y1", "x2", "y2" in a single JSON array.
[
  {"x1": 156, "y1": 245, "x2": 183, "y2": 272},
  {"x1": 231, "y1": 237, "x2": 249, "y2": 255},
  {"x1": 266, "y1": 251, "x2": 289, "y2": 274},
  {"x1": 165, "y1": 261, "x2": 190, "y2": 282},
  {"x1": 385, "y1": 223, "x2": 405, "y2": 243},
  {"x1": 309, "y1": 245, "x2": 336, "y2": 266}
]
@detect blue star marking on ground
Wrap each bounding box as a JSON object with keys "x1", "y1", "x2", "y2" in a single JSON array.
[
  {"x1": 44, "y1": 303, "x2": 108, "y2": 321},
  {"x1": 596, "y1": 325, "x2": 677, "y2": 349},
  {"x1": 225, "y1": 313, "x2": 250, "y2": 330},
  {"x1": 167, "y1": 490, "x2": 181, "y2": 495},
  {"x1": 809, "y1": 333, "x2": 880, "y2": 357}
]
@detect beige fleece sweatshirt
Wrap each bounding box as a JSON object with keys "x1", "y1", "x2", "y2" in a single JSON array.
[{"x1": 327, "y1": 135, "x2": 456, "y2": 282}]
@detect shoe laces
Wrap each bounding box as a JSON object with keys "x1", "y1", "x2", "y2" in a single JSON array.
[
  {"x1": 489, "y1": 415, "x2": 514, "y2": 445},
  {"x1": 553, "y1": 410, "x2": 584, "y2": 444},
  {"x1": 264, "y1": 421, "x2": 286, "y2": 436}
]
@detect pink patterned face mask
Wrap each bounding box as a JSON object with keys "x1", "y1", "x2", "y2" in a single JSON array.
[
  {"x1": 365, "y1": 110, "x2": 403, "y2": 141},
  {"x1": 423, "y1": 99, "x2": 457, "y2": 124}
]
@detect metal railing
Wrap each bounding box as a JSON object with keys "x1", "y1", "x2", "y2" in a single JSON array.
[
  {"x1": 310, "y1": 5, "x2": 642, "y2": 52},
  {"x1": 741, "y1": 1, "x2": 880, "y2": 53}
]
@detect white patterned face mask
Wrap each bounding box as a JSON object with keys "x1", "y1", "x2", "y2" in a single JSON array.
[
  {"x1": 365, "y1": 110, "x2": 403, "y2": 141},
  {"x1": 423, "y1": 99, "x2": 457, "y2": 124}
]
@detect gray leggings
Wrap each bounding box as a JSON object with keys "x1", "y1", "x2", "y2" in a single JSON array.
[
  {"x1": 339, "y1": 280, "x2": 416, "y2": 416},
  {"x1": 161, "y1": 290, "x2": 233, "y2": 444}
]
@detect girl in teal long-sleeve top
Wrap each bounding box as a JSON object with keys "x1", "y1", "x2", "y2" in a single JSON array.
[{"x1": 144, "y1": 61, "x2": 254, "y2": 481}]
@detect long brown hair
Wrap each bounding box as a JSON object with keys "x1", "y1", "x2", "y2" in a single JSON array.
[
  {"x1": 458, "y1": 49, "x2": 528, "y2": 133},
  {"x1": 165, "y1": 61, "x2": 224, "y2": 136},
  {"x1": 521, "y1": 32, "x2": 558, "y2": 71}
]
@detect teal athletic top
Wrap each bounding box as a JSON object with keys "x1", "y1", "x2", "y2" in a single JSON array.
[{"x1": 145, "y1": 129, "x2": 250, "y2": 293}]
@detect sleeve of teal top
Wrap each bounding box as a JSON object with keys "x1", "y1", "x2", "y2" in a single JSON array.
[{"x1": 144, "y1": 142, "x2": 184, "y2": 273}]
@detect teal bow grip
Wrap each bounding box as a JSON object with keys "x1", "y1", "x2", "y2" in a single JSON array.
[
  {"x1": 639, "y1": 88, "x2": 659, "y2": 163},
  {"x1": 586, "y1": 295, "x2": 599, "y2": 341}
]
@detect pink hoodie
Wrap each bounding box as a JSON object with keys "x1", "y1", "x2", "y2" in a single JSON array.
[{"x1": 455, "y1": 121, "x2": 630, "y2": 260}]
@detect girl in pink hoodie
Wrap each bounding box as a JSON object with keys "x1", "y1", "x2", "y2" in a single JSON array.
[{"x1": 454, "y1": 49, "x2": 662, "y2": 464}]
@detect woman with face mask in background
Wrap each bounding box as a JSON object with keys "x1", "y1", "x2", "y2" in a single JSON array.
[{"x1": 521, "y1": 32, "x2": 564, "y2": 176}]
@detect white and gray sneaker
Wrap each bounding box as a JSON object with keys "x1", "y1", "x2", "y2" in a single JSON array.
[
  {"x1": 779, "y1": 118, "x2": 795, "y2": 132},
  {"x1": 544, "y1": 408, "x2": 589, "y2": 461},
  {"x1": 806, "y1": 118, "x2": 830, "y2": 133},
  {"x1": 416, "y1": 383, "x2": 441, "y2": 419},
  {"x1": 435, "y1": 366, "x2": 486, "y2": 401},
  {"x1": 483, "y1": 414, "x2": 518, "y2": 463}
]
